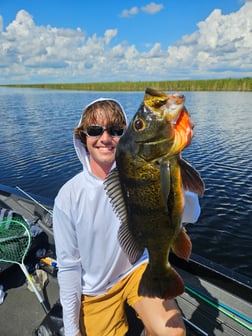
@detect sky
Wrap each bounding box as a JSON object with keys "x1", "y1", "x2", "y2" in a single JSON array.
[{"x1": 0, "y1": 0, "x2": 251, "y2": 84}]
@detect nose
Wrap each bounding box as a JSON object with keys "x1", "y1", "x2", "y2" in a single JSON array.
[{"x1": 99, "y1": 129, "x2": 112, "y2": 141}]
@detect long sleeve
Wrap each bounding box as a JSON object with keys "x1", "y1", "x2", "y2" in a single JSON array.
[
  {"x1": 53, "y1": 203, "x2": 82, "y2": 336},
  {"x1": 182, "y1": 190, "x2": 201, "y2": 224}
]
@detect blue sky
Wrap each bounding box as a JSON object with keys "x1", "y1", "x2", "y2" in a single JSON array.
[{"x1": 0, "y1": 0, "x2": 251, "y2": 84}]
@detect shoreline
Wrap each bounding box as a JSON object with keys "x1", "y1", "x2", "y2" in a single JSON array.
[{"x1": 1, "y1": 77, "x2": 251, "y2": 92}]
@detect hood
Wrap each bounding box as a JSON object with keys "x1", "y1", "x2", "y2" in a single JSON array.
[{"x1": 73, "y1": 97, "x2": 127, "y2": 173}]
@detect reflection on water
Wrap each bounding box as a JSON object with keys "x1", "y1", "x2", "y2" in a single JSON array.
[{"x1": 0, "y1": 88, "x2": 252, "y2": 278}]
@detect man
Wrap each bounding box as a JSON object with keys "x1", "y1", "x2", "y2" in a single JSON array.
[{"x1": 53, "y1": 98, "x2": 200, "y2": 336}]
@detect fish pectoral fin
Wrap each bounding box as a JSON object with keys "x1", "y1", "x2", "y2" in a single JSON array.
[
  {"x1": 104, "y1": 168, "x2": 144, "y2": 264},
  {"x1": 160, "y1": 160, "x2": 171, "y2": 206},
  {"x1": 179, "y1": 157, "x2": 205, "y2": 196},
  {"x1": 172, "y1": 227, "x2": 192, "y2": 260}
]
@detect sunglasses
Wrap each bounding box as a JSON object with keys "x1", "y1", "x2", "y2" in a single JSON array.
[{"x1": 82, "y1": 125, "x2": 125, "y2": 138}]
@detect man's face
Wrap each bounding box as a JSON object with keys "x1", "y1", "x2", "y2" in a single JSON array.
[{"x1": 86, "y1": 110, "x2": 121, "y2": 177}]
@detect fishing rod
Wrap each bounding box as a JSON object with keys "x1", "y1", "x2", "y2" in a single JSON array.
[
  {"x1": 182, "y1": 317, "x2": 208, "y2": 336},
  {"x1": 16, "y1": 186, "x2": 53, "y2": 216},
  {"x1": 186, "y1": 284, "x2": 252, "y2": 324},
  {"x1": 185, "y1": 284, "x2": 252, "y2": 332}
]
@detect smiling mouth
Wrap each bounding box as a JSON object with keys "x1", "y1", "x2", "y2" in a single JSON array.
[{"x1": 97, "y1": 146, "x2": 115, "y2": 152}]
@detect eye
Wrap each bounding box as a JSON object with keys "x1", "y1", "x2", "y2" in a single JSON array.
[
  {"x1": 133, "y1": 118, "x2": 146, "y2": 131},
  {"x1": 154, "y1": 99, "x2": 167, "y2": 108}
]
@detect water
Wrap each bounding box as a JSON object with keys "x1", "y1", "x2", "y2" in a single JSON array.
[{"x1": 0, "y1": 88, "x2": 251, "y2": 279}]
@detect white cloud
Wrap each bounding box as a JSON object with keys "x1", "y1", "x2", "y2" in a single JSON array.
[
  {"x1": 0, "y1": 3, "x2": 252, "y2": 83},
  {"x1": 120, "y1": 2, "x2": 163, "y2": 17},
  {"x1": 120, "y1": 7, "x2": 138, "y2": 18},
  {"x1": 141, "y1": 2, "x2": 164, "y2": 14},
  {"x1": 168, "y1": 3, "x2": 252, "y2": 78}
]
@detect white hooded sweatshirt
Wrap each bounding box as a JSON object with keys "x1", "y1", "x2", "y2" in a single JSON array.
[{"x1": 53, "y1": 98, "x2": 201, "y2": 336}]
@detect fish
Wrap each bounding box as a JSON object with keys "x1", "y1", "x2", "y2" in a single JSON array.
[{"x1": 104, "y1": 88, "x2": 204, "y2": 299}]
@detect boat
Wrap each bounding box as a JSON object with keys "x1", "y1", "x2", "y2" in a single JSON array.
[
  {"x1": 0, "y1": 183, "x2": 251, "y2": 336},
  {"x1": 0, "y1": 183, "x2": 60, "y2": 336}
]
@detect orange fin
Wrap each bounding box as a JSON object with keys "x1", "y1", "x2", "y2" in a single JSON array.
[
  {"x1": 179, "y1": 156, "x2": 205, "y2": 196},
  {"x1": 172, "y1": 227, "x2": 192, "y2": 260},
  {"x1": 138, "y1": 264, "x2": 185, "y2": 299}
]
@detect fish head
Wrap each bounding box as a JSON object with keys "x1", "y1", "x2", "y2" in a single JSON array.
[
  {"x1": 143, "y1": 87, "x2": 185, "y2": 121},
  {"x1": 118, "y1": 88, "x2": 194, "y2": 162},
  {"x1": 144, "y1": 88, "x2": 194, "y2": 154}
]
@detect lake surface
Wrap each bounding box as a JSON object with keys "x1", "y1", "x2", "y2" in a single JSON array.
[{"x1": 0, "y1": 87, "x2": 251, "y2": 279}]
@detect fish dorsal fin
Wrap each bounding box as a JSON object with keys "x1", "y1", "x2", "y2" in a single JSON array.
[
  {"x1": 104, "y1": 168, "x2": 128, "y2": 224},
  {"x1": 179, "y1": 157, "x2": 205, "y2": 196},
  {"x1": 104, "y1": 168, "x2": 144, "y2": 264}
]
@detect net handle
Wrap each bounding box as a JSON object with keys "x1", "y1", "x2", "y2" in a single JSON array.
[{"x1": 19, "y1": 263, "x2": 49, "y2": 313}]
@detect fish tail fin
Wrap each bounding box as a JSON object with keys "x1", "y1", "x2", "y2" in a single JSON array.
[
  {"x1": 138, "y1": 264, "x2": 184, "y2": 299},
  {"x1": 172, "y1": 227, "x2": 192, "y2": 260}
]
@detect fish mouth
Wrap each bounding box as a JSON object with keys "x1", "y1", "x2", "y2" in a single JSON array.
[{"x1": 163, "y1": 96, "x2": 185, "y2": 123}]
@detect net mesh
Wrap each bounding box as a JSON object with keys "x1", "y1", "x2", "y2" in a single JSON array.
[{"x1": 0, "y1": 217, "x2": 31, "y2": 264}]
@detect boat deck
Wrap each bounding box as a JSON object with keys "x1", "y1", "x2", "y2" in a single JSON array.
[
  {"x1": 2, "y1": 263, "x2": 251, "y2": 336},
  {"x1": 0, "y1": 265, "x2": 60, "y2": 335}
]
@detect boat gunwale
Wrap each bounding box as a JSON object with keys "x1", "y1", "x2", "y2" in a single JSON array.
[
  {"x1": 170, "y1": 252, "x2": 252, "y2": 304},
  {"x1": 0, "y1": 183, "x2": 54, "y2": 208}
]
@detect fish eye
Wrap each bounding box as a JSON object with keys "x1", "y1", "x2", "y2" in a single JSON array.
[
  {"x1": 133, "y1": 118, "x2": 146, "y2": 131},
  {"x1": 154, "y1": 99, "x2": 166, "y2": 108}
]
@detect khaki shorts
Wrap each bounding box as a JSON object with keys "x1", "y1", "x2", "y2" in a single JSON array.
[{"x1": 80, "y1": 263, "x2": 147, "y2": 336}]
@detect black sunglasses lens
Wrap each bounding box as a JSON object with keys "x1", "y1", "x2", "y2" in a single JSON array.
[
  {"x1": 85, "y1": 126, "x2": 124, "y2": 137},
  {"x1": 86, "y1": 126, "x2": 103, "y2": 137},
  {"x1": 108, "y1": 128, "x2": 124, "y2": 137}
]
